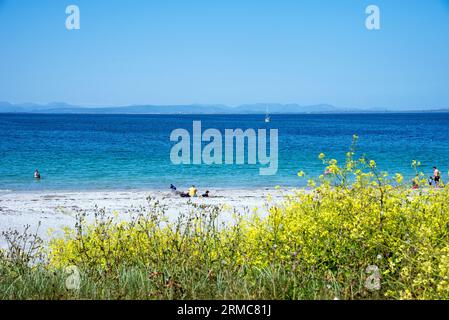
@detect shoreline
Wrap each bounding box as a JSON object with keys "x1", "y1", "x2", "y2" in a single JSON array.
[{"x1": 0, "y1": 185, "x2": 290, "y2": 195}]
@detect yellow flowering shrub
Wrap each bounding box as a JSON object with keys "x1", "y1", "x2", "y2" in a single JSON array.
[{"x1": 46, "y1": 139, "x2": 449, "y2": 299}]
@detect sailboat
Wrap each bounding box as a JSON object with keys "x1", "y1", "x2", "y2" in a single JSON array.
[{"x1": 264, "y1": 106, "x2": 271, "y2": 123}]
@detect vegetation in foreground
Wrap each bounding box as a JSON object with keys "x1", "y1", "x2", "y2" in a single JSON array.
[{"x1": 1, "y1": 138, "x2": 449, "y2": 300}]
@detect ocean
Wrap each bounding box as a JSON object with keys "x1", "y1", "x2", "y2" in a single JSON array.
[{"x1": 1, "y1": 113, "x2": 448, "y2": 191}]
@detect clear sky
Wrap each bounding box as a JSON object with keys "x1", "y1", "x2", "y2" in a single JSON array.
[{"x1": 1, "y1": 0, "x2": 449, "y2": 109}]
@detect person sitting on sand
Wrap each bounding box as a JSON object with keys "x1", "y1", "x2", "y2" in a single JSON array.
[
  {"x1": 433, "y1": 166, "x2": 441, "y2": 188},
  {"x1": 188, "y1": 185, "x2": 197, "y2": 197},
  {"x1": 202, "y1": 190, "x2": 210, "y2": 197},
  {"x1": 171, "y1": 184, "x2": 184, "y2": 196},
  {"x1": 34, "y1": 169, "x2": 41, "y2": 180}
]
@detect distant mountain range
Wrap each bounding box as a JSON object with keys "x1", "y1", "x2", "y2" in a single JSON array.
[{"x1": 0, "y1": 101, "x2": 447, "y2": 114}]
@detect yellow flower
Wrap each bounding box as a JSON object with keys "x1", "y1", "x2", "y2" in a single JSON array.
[
  {"x1": 319, "y1": 153, "x2": 325, "y2": 160},
  {"x1": 411, "y1": 160, "x2": 421, "y2": 168},
  {"x1": 297, "y1": 171, "x2": 305, "y2": 177},
  {"x1": 369, "y1": 160, "x2": 376, "y2": 168},
  {"x1": 395, "y1": 173, "x2": 403, "y2": 184}
]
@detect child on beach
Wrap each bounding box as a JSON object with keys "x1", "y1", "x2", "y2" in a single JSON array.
[{"x1": 202, "y1": 190, "x2": 210, "y2": 197}]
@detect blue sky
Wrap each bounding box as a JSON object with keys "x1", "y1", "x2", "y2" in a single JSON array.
[{"x1": 1, "y1": 0, "x2": 449, "y2": 109}]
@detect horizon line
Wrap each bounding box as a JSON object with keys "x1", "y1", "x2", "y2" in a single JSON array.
[{"x1": 1, "y1": 101, "x2": 448, "y2": 111}]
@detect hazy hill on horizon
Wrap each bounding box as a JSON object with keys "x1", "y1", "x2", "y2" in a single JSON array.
[
  {"x1": 0, "y1": 101, "x2": 343, "y2": 114},
  {"x1": 0, "y1": 101, "x2": 447, "y2": 114}
]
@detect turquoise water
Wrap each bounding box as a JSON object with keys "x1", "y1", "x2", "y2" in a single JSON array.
[{"x1": 1, "y1": 113, "x2": 448, "y2": 191}]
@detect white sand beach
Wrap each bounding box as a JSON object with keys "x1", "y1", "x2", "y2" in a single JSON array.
[{"x1": 0, "y1": 188, "x2": 291, "y2": 248}]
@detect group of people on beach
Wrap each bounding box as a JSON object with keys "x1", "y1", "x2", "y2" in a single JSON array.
[
  {"x1": 170, "y1": 184, "x2": 210, "y2": 198},
  {"x1": 429, "y1": 166, "x2": 442, "y2": 188},
  {"x1": 412, "y1": 166, "x2": 443, "y2": 189}
]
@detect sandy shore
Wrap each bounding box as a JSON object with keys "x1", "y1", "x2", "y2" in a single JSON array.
[{"x1": 0, "y1": 188, "x2": 291, "y2": 248}]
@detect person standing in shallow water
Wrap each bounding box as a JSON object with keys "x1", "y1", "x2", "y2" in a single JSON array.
[
  {"x1": 34, "y1": 169, "x2": 41, "y2": 180},
  {"x1": 433, "y1": 166, "x2": 441, "y2": 188}
]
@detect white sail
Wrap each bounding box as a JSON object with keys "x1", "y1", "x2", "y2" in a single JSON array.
[{"x1": 265, "y1": 106, "x2": 270, "y2": 123}]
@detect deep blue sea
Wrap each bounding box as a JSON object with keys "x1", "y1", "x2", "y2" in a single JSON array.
[{"x1": 1, "y1": 113, "x2": 448, "y2": 191}]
